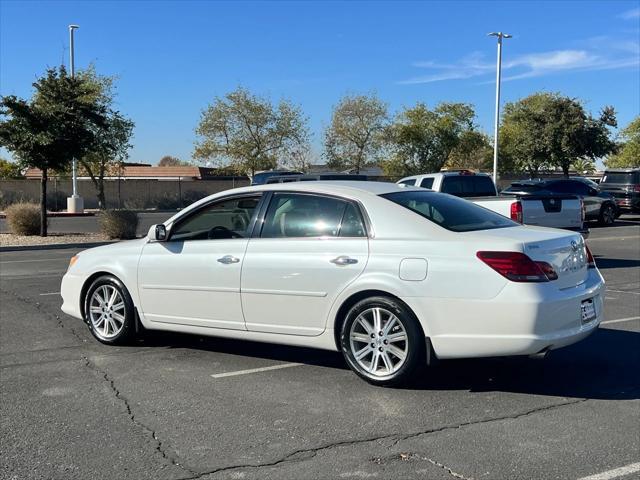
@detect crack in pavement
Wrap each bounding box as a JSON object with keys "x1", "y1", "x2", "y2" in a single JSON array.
[
  {"x1": 2, "y1": 287, "x2": 86, "y2": 344},
  {"x1": 184, "y1": 398, "x2": 588, "y2": 479},
  {"x1": 82, "y1": 355, "x2": 199, "y2": 478}
]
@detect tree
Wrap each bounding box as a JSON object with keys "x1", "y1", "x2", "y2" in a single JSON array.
[
  {"x1": 382, "y1": 102, "x2": 476, "y2": 177},
  {"x1": 193, "y1": 87, "x2": 310, "y2": 176},
  {"x1": 0, "y1": 157, "x2": 23, "y2": 178},
  {"x1": 606, "y1": 116, "x2": 640, "y2": 168},
  {"x1": 324, "y1": 94, "x2": 388, "y2": 173},
  {"x1": 444, "y1": 130, "x2": 493, "y2": 171},
  {"x1": 0, "y1": 67, "x2": 108, "y2": 235},
  {"x1": 571, "y1": 158, "x2": 596, "y2": 174},
  {"x1": 501, "y1": 93, "x2": 616, "y2": 178},
  {"x1": 73, "y1": 68, "x2": 134, "y2": 210},
  {"x1": 158, "y1": 155, "x2": 189, "y2": 167}
]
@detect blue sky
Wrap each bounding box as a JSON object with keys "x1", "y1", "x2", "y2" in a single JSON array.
[{"x1": 1, "y1": 0, "x2": 639, "y2": 165}]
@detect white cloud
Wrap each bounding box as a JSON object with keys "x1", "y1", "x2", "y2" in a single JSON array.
[
  {"x1": 399, "y1": 39, "x2": 640, "y2": 85},
  {"x1": 619, "y1": 7, "x2": 640, "y2": 20}
]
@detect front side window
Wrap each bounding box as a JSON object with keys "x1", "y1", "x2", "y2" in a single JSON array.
[
  {"x1": 170, "y1": 195, "x2": 261, "y2": 241},
  {"x1": 381, "y1": 191, "x2": 516, "y2": 232},
  {"x1": 260, "y1": 193, "x2": 366, "y2": 238}
]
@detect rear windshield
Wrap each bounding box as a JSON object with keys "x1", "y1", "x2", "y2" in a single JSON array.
[
  {"x1": 602, "y1": 172, "x2": 637, "y2": 184},
  {"x1": 441, "y1": 175, "x2": 496, "y2": 197},
  {"x1": 502, "y1": 183, "x2": 544, "y2": 193},
  {"x1": 381, "y1": 191, "x2": 517, "y2": 232}
]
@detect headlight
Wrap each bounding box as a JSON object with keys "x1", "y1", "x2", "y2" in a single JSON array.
[{"x1": 68, "y1": 255, "x2": 79, "y2": 270}]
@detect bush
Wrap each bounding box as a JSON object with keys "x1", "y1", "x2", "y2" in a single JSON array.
[
  {"x1": 5, "y1": 202, "x2": 42, "y2": 236},
  {"x1": 99, "y1": 210, "x2": 138, "y2": 239}
]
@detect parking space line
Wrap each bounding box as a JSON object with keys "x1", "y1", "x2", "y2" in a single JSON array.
[
  {"x1": 210, "y1": 363, "x2": 302, "y2": 378},
  {"x1": 577, "y1": 462, "x2": 640, "y2": 480},
  {"x1": 606, "y1": 289, "x2": 640, "y2": 296},
  {"x1": 39, "y1": 292, "x2": 60, "y2": 296},
  {"x1": 600, "y1": 316, "x2": 640, "y2": 325},
  {"x1": 0, "y1": 257, "x2": 72, "y2": 264}
]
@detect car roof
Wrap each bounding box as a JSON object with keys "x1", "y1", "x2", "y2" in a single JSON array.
[
  {"x1": 604, "y1": 168, "x2": 639, "y2": 173},
  {"x1": 244, "y1": 180, "x2": 412, "y2": 197}
]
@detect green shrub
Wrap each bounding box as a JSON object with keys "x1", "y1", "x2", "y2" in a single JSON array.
[
  {"x1": 99, "y1": 210, "x2": 138, "y2": 239},
  {"x1": 5, "y1": 202, "x2": 42, "y2": 236}
]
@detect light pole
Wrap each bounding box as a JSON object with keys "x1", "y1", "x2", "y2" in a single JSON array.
[
  {"x1": 488, "y1": 32, "x2": 511, "y2": 186},
  {"x1": 67, "y1": 24, "x2": 84, "y2": 213}
]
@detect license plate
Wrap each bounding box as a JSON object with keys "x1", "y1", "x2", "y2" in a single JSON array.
[{"x1": 581, "y1": 298, "x2": 596, "y2": 324}]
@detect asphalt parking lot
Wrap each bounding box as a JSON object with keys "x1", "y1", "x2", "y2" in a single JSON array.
[{"x1": 1, "y1": 217, "x2": 639, "y2": 480}]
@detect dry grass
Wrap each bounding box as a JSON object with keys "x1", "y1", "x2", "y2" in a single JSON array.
[{"x1": 5, "y1": 203, "x2": 42, "y2": 236}]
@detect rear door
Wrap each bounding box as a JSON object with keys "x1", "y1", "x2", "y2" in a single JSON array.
[{"x1": 241, "y1": 192, "x2": 369, "y2": 336}]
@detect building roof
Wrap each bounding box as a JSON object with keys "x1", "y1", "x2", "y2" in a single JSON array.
[{"x1": 24, "y1": 165, "x2": 241, "y2": 180}]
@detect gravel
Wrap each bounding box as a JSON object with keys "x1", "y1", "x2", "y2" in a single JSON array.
[{"x1": 0, "y1": 233, "x2": 111, "y2": 247}]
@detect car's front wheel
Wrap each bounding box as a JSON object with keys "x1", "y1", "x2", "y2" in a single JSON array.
[
  {"x1": 84, "y1": 275, "x2": 136, "y2": 345},
  {"x1": 340, "y1": 296, "x2": 425, "y2": 387}
]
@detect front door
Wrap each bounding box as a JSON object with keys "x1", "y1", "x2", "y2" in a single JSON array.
[
  {"x1": 241, "y1": 192, "x2": 369, "y2": 336},
  {"x1": 138, "y1": 194, "x2": 262, "y2": 330}
]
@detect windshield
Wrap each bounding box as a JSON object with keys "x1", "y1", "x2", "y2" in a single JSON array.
[
  {"x1": 602, "y1": 172, "x2": 636, "y2": 184},
  {"x1": 381, "y1": 191, "x2": 517, "y2": 233}
]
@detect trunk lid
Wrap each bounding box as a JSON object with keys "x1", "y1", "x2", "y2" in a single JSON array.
[{"x1": 469, "y1": 226, "x2": 588, "y2": 289}]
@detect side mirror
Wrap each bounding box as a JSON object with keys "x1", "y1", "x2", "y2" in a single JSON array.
[
  {"x1": 148, "y1": 224, "x2": 168, "y2": 242},
  {"x1": 589, "y1": 188, "x2": 598, "y2": 196}
]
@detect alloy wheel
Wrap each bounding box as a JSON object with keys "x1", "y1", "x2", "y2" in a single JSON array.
[
  {"x1": 89, "y1": 285, "x2": 126, "y2": 339},
  {"x1": 349, "y1": 307, "x2": 409, "y2": 377}
]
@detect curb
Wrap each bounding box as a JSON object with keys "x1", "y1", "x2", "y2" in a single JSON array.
[
  {"x1": 0, "y1": 212, "x2": 96, "y2": 219},
  {"x1": 0, "y1": 241, "x2": 115, "y2": 252}
]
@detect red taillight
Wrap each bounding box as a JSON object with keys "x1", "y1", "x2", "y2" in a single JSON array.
[
  {"x1": 510, "y1": 201, "x2": 523, "y2": 223},
  {"x1": 585, "y1": 245, "x2": 596, "y2": 269},
  {"x1": 476, "y1": 251, "x2": 557, "y2": 282}
]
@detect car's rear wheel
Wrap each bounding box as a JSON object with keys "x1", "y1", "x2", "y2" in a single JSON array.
[
  {"x1": 340, "y1": 296, "x2": 425, "y2": 387},
  {"x1": 84, "y1": 275, "x2": 136, "y2": 345},
  {"x1": 598, "y1": 204, "x2": 616, "y2": 226}
]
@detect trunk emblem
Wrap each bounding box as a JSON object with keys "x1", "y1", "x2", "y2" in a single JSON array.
[{"x1": 571, "y1": 240, "x2": 579, "y2": 252}]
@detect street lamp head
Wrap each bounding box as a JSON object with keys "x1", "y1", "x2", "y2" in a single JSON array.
[
  {"x1": 488, "y1": 32, "x2": 512, "y2": 39},
  {"x1": 69, "y1": 24, "x2": 79, "y2": 30}
]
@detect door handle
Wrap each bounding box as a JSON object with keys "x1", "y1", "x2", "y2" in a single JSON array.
[
  {"x1": 217, "y1": 255, "x2": 240, "y2": 264},
  {"x1": 330, "y1": 256, "x2": 358, "y2": 266}
]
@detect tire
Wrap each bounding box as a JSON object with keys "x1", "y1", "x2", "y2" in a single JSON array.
[
  {"x1": 340, "y1": 296, "x2": 425, "y2": 387},
  {"x1": 598, "y1": 204, "x2": 616, "y2": 226},
  {"x1": 84, "y1": 275, "x2": 136, "y2": 345}
]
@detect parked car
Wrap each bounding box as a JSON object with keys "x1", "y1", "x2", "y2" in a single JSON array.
[
  {"x1": 397, "y1": 171, "x2": 587, "y2": 235},
  {"x1": 251, "y1": 170, "x2": 303, "y2": 185},
  {"x1": 502, "y1": 177, "x2": 619, "y2": 225},
  {"x1": 61, "y1": 181, "x2": 604, "y2": 386},
  {"x1": 599, "y1": 168, "x2": 640, "y2": 213}
]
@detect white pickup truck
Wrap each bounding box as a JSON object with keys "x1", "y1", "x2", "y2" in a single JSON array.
[{"x1": 397, "y1": 171, "x2": 588, "y2": 236}]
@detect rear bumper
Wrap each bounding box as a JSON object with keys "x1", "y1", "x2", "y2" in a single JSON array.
[{"x1": 404, "y1": 268, "x2": 605, "y2": 359}]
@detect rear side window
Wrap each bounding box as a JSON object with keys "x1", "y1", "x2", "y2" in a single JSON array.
[
  {"x1": 602, "y1": 172, "x2": 637, "y2": 184},
  {"x1": 419, "y1": 178, "x2": 434, "y2": 189},
  {"x1": 381, "y1": 191, "x2": 516, "y2": 232},
  {"x1": 548, "y1": 181, "x2": 590, "y2": 195},
  {"x1": 261, "y1": 193, "x2": 366, "y2": 238}
]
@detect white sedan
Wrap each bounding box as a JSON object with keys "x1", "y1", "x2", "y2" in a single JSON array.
[{"x1": 61, "y1": 181, "x2": 605, "y2": 386}]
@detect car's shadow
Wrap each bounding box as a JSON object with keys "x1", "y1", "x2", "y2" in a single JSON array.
[
  {"x1": 136, "y1": 327, "x2": 640, "y2": 400},
  {"x1": 593, "y1": 255, "x2": 640, "y2": 269}
]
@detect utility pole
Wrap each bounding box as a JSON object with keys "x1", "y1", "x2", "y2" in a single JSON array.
[
  {"x1": 66, "y1": 24, "x2": 84, "y2": 213},
  {"x1": 488, "y1": 32, "x2": 512, "y2": 186}
]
